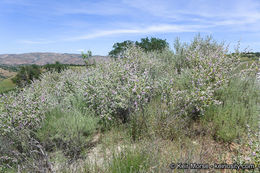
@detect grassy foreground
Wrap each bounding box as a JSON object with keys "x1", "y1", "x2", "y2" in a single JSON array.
[
  {"x1": 0, "y1": 78, "x2": 16, "y2": 93},
  {"x1": 0, "y1": 36, "x2": 259, "y2": 172}
]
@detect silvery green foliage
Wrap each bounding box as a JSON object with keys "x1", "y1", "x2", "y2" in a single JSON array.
[
  {"x1": 0, "y1": 46, "x2": 165, "y2": 135},
  {"x1": 161, "y1": 35, "x2": 257, "y2": 117},
  {"x1": 1, "y1": 37, "x2": 257, "y2": 135},
  {"x1": 0, "y1": 36, "x2": 257, "y2": 135},
  {"x1": 83, "y1": 46, "x2": 164, "y2": 121},
  {"x1": 0, "y1": 36, "x2": 258, "y2": 169},
  {"x1": 235, "y1": 125, "x2": 260, "y2": 167},
  {"x1": 0, "y1": 46, "x2": 167, "y2": 168},
  {"x1": 0, "y1": 71, "x2": 81, "y2": 135},
  {"x1": 0, "y1": 70, "x2": 91, "y2": 167}
]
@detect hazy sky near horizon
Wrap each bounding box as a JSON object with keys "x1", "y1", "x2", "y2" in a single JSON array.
[{"x1": 0, "y1": 0, "x2": 260, "y2": 55}]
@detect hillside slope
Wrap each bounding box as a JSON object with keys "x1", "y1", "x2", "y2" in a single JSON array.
[
  {"x1": 0, "y1": 53, "x2": 108, "y2": 65},
  {"x1": 0, "y1": 68, "x2": 16, "y2": 79}
]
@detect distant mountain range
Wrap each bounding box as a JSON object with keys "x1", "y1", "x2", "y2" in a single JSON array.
[{"x1": 0, "y1": 52, "x2": 108, "y2": 65}]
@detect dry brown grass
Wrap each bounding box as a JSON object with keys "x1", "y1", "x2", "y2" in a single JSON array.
[{"x1": 0, "y1": 68, "x2": 16, "y2": 78}]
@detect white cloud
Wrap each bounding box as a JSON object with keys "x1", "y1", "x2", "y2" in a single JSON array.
[
  {"x1": 66, "y1": 29, "x2": 140, "y2": 41},
  {"x1": 122, "y1": 0, "x2": 260, "y2": 29},
  {"x1": 65, "y1": 24, "x2": 207, "y2": 41},
  {"x1": 22, "y1": 23, "x2": 210, "y2": 44},
  {"x1": 16, "y1": 0, "x2": 260, "y2": 45},
  {"x1": 20, "y1": 23, "x2": 207, "y2": 44}
]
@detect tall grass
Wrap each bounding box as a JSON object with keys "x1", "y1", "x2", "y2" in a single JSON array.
[
  {"x1": 36, "y1": 106, "x2": 99, "y2": 159},
  {"x1": 203, "y1": 76, "x2": 259, "y2": 143},
  {"x1": 108, "y1": 148, "x2": 149, "y2": 173},
  {"x1": 37, "y1": 95, "x2": 100, "y2": 161}
]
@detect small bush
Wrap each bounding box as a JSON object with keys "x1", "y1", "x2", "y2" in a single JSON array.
[
  {"x1": 83, "y1": 46, "x2": 165, "y2": 125},
  {"x1": 203, "y1": 77, "x2": 259, "y2": 142},
  {"x1": 0, "y1": 129, "x2": 52, "y2": 172},
  {"x1": 235, "y1": 126, "x2": 260, "y2": 167},
  {"x1": 44, "y1": 61, "x2": 68, "y2": 73},
  {"x1": 128, "y1": 96, "x2": 189, "y2": 141},
  {"x1": 12, "y1": 64, "x2": 41, "y2": 87},
  {"x1": 108, "y1": 148, "x2": 149, "y2": 173},
  {"x1": 161, "y1": 35, "x2": 257, "y2": 121},
  {"x1": 36, "y1": 105, "x2": 99, "y2": 159}
]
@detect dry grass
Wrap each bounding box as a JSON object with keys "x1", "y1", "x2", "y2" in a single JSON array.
[
  {"x1": 53, "y1": 124, "x2": 244, "y2": 173},
  {"x1": 0, "y1": 68, "x2": 16, "y2": 79}
]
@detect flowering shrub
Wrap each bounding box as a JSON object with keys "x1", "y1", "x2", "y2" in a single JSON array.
[
  {"x1": 83, "y1": 46, "x2": 165, "y2": 123},
  {"x1": 0, "y1": 70, "x2": 83, "y2": 135},
  {"x1": 0, "y1": 46, "x2": 167, "y2": 169},
  {"x1": 0, "y1": 46, "x2": 165, "y2": 135},
  {"x1": 235, "y1": 125, "x2": 260, "y2": 170},
  {"x1": 1, "y1": 36, "x2": 256, "y2": 138},
  {"x1": 0, "y1": 70, "x2": 88, "y2": 168},
  {"x1": 161, "y1": 36, "x2": 257, "y2": 118}
]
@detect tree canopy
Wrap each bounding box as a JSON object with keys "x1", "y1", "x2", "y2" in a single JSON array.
[
  {"x1": 109, "y1": 37, "x2": 169, "y2": 58},
  {"x1": 109, "y1": 40, "x2": 134, "y2": 58},
  {"x1": 135, "y1": 37, "x2": 169, "y2": 52},
  {"x1": 44, "y1": 61, "x2": 68, "y2": 73},
  {"x1": 12, "y1": 64, "x2": 41, "y2": 87}
]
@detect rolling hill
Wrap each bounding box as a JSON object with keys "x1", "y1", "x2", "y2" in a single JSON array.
[{"x1": 0, "y1": 52, "x2": 108, "y2": 65}]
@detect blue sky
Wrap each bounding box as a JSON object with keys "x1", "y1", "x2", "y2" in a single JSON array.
[{"x1": 0, "y1": 0, "x2": 260, "y2": 55}]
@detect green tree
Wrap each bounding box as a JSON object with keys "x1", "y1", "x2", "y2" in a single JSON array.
[
  {"x1": 136, "y1": 37, "x2": 169, "y2": 52},
  {"x1": 109, "y1": 38, "x2": 169, "y2": 58},
  {"x1": 82, "y1": 50, "x2": 93, "y2": 67},
  {"x1": 44, "y1": 61, "x2": 68, "y2": 73},
  {"x1": 12, "y1": 64, "x2": 41, "y2": 87},
  {"x1": 109, "y1": 40, "x2": 134, "y2": 58}
]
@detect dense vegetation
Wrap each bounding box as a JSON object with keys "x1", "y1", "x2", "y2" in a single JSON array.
[
  {"x1": 109, "y1": 37, "x2": 169, "y2": 58},
  {"x1": 241, "y1": 52, "x2": 260, "y2": 59},
  {"x1": 11, "y1": 64, "x2": 42, "y2": 87},
  {"x1": 44, "y1": 61, "x2": 69, "y2": 73},
  {"x1": 0, "y1": 35, "x2": 259, "y2": 172},
  {"x1": 10, "y1": 62, "x2": 76, "y2": 87},
  {"x1": 0, "y1": 62, "x2": 83, "y2": 94},
  {"x1": 0, "y1": 65, "x2": 19, "y2": 73}
]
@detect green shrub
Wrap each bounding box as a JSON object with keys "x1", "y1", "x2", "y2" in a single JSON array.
[
  {"x1": 83, "y1": 46, "x2": 165, "y2": 126},
  {"x1": 203, "y1": 77, "x2": 259, "y2": 142},
  {"x1": 161, "y1": 35, "x2": 258, "y2": 121},
  {"x1": 12, "y1": 64, "x2": 41, "y2": 87},
  {"x1": 235, "y1": 126, "x2": 260, "y2": 167},
  {"x1": 108, "y1": 148, "x2": 149, "y2": 173},
  {"x1": 172, "y1": 37, "x2": 189, "y2": 74},
  {"x1": 0, "y1": 129, "x2": 52, "y2": 172},
  {"x1": 36, "y1": 105, "x2": 99, "y2": 158},
  {"x1": 128, "y1": 96, "x2": 189, "y2": 141},
  {"x1": 81, "y1": 51, "x2": 95, "y2": 67},
  {"x1": 44, "y1": 61, "x2": 68, "y2": 73}
]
